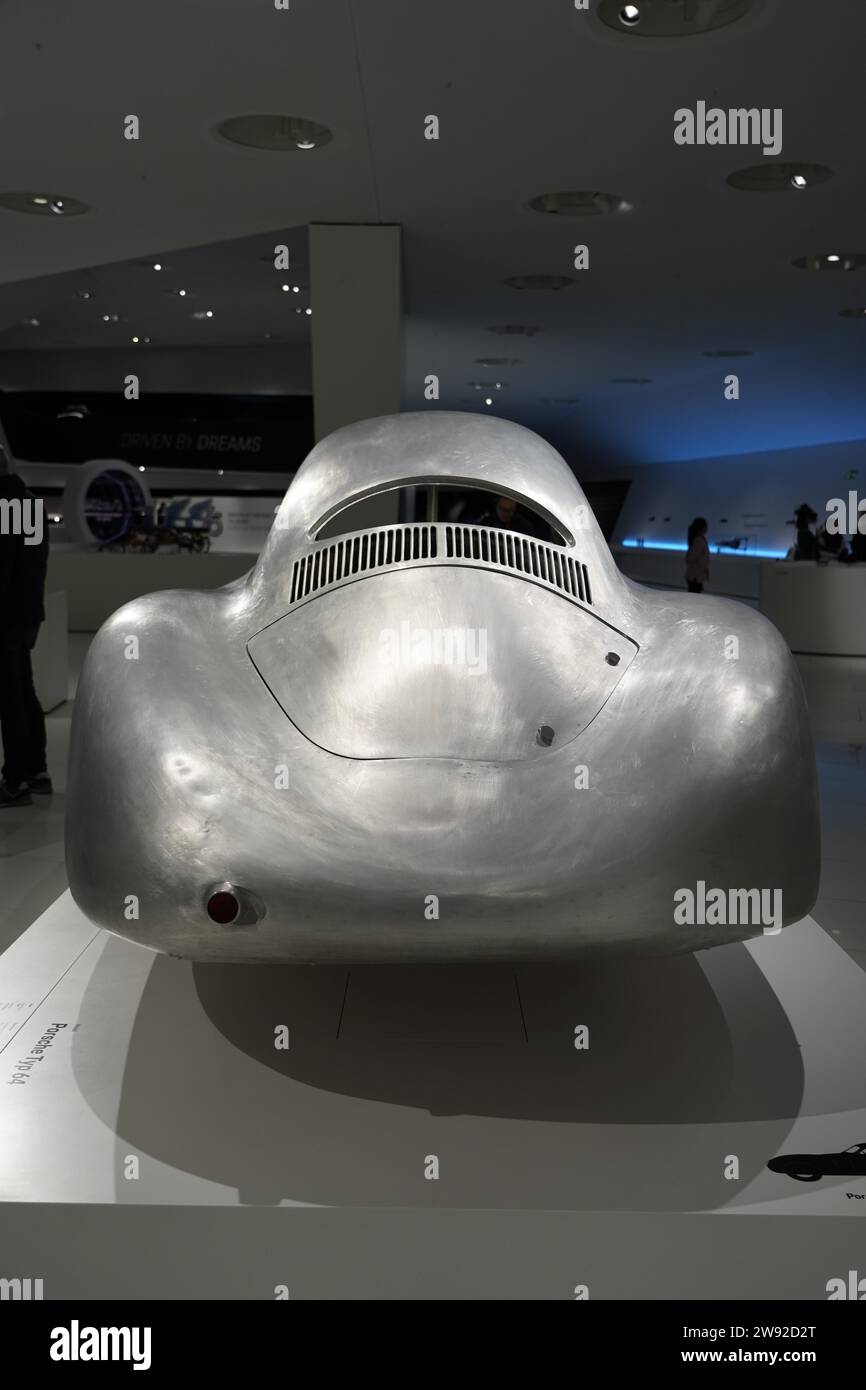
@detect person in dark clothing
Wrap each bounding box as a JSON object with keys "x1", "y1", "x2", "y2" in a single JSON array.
[
  {"x1": 685, "y1": 516, "x2": 710, "y2": 593},
  {"x1": 0, "y1": 471, "x2": 51, "y2": 807},
  {"x1": 793, "y1": 503, "x2": 819, "y2": 561},
  {"x1": 474, "y1": 494, "x2": 538, "y2": 536}
]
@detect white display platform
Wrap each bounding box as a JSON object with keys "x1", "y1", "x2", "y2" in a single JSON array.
[{"x1": 1, "y1": 892, "x2": 864, "y2": 1217}]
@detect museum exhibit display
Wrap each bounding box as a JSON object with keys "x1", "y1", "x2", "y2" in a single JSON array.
[
  {"x1": 66, "y1": 411, "x2": 820, "y2": 963},
  {"x1": 5, "y1": 0, "x2": 866, "y2": 1327}
]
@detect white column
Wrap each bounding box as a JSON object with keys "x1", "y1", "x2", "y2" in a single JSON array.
[{"x1": 309, "y1": 223, "x2": 402, "y2": 442}]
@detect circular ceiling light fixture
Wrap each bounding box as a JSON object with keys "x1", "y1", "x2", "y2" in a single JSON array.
[
  {"x1": 703, "y1": 349, "x2": 753, "y2": 358},
  {"x1": 487, "y1": 324, "x2": 543, "y2": 336},
  {"x1": 215, "y1": 114, "x2": 333, "y2": 152},
  {"x1": 792, "y1": 252, "x2": 866, "y2": 272},
  {"x1": 727, "y1": 162, "x2": 833, "y2": 192},
  {"x1": 838, "y1": 307, "x2": 866, "y2": 318},
  {"x1": 503, "y1": 275, "x2": 575, "y2": 291},
  {"x1": 527, "y1": 190, "x2": 632, "y2": 216},
  {"x1": 598, "y1": 0, "x2": 752, "y2": 36},
  {"x1": 0, "y1": 190, "x2": 89, "y2": 216}
]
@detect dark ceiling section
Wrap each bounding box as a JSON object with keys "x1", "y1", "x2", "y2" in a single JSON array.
[{"x1": 0, "y1": 1, "x2": 864, "y2": 466}]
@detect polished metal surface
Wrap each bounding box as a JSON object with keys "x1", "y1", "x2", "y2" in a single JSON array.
[{"x1": 66, "y1": 412, "x2": 820, "y2": 962}]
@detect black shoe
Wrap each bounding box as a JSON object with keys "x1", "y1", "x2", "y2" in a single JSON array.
[
  {"x1": 27, "y1": 774, "x2": 53, "y2": 795},
  {"x1": 0, "y1": 780, "x2": 32, "y2": 807}
]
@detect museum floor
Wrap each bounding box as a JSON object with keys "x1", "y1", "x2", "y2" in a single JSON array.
[{"x1": 0, "y1": 638, "x2": 864, "y2": 1299}]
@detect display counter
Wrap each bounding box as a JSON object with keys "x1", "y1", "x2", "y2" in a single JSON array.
[
  {"x1": 47, "y1": 550, "x2": 253, "y2": 630},
  {"x1": 759, "y1": 561, "x2": 866, "y2": 657}
]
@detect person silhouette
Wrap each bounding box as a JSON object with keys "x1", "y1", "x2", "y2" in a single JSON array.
[{"x1": 0, "y1": 466, "x2": 51, "y2": 807}]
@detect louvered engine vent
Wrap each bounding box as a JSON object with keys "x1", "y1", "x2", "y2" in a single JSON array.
[{"x1": 289, "y1": 523, "x2": 592, "y2": 607}]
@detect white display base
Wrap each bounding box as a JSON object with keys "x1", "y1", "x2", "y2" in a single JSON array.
[{"x1": 1, "y1": 892, "x2": 864, "y2": 1217}]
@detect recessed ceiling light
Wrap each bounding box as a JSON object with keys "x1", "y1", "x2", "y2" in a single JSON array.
[
  {"x1": 0, "y1": 190, "x2": 89, "y2": 216},
  {"x1": 192, "y1": 310, "x2": 214, "y2": 320},
  {"x1": 610, "y1": 377, "x2": 652, "y2": 384},
  {"x1": 153, "y1": 263, "x2": 163, "y2": 271},
  {"x1": 503, "y1": 275, "x2": 575, "y2": 291},
  {"x1": 703, "y1": 349, "x2": 753, "y2": 358},
  {"x1": 138, "y1": 465, "x2": 146, "y2": 472},
  {"x1": 76, "y1": 289, "x2": 94, "y2": 300},
  {"x1": 281, "y1": 284, "x2": 290, "y2": 292},
  {"x1": 102, "y1": 313, "x2": 120, "y2": 323},
  {"x1": 527, "y1": 190, "x2": 632, "y2": 216},
  {"x1": 132, "y1": 336, "x2": 140, "y2": 343},
  {"x1": 218, "y1": 469, "x2": 225, "y2": 477},
  {"x1": 484, "y1": 398, "x2": 493, "y2": 406},
  {"x1": 793, "y1": 253, "x2": 866, "y2": 271},
  {"x1": 839, "y1": 307, "x2": 866, "y2": 318},
  {"x1": 598, "y1": 0, "x2": 751, "y2": 35},
  {"x1": 215, "y1": 114, "x2": 332, "y2": 152},
  {"x1": 727, "y1": 163, "x2": 833, "y2": 192},
  {"x1": 305, "y1": 307, "x2": 312, "y2": 315},
  {"x1": 293, "y1": 285, "x2": 300, "y2": 293},
  {"x1": 25, "y1": 317, "x2": 40, "y2": 327}
]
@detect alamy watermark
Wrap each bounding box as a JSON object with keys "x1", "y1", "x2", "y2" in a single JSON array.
[
  {"x1": 674, "y1": 102, "x2": 782, "y2": 157},
  {"x1": 826, "y1": 492, "x2": 866, "y2": 535},
  {"x1": 0, "y1": 495, "x2": 43, "y2": 546},
  {"x1": 379, "y1": 623, "x2": 488, "y2": 675},
  {"x1": 1, "y1": 1276, "x2": 43, "y2": 1300},
  {"x1": 674, "y1": 881, "x2": 782, "y2": 935}
]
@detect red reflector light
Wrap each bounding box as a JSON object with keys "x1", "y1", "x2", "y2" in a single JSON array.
[{"x1": 207, "y1": 891, "x2": 239, "y2": 924}]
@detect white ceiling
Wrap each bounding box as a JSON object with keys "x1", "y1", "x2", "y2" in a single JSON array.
[{"x1": 1, "y1": 0, "x2": 866, "y2": 464}]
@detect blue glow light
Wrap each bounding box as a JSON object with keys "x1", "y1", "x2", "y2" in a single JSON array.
[{"x1": 620, "y1": 538, "x2": 787, "y2": 560}]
